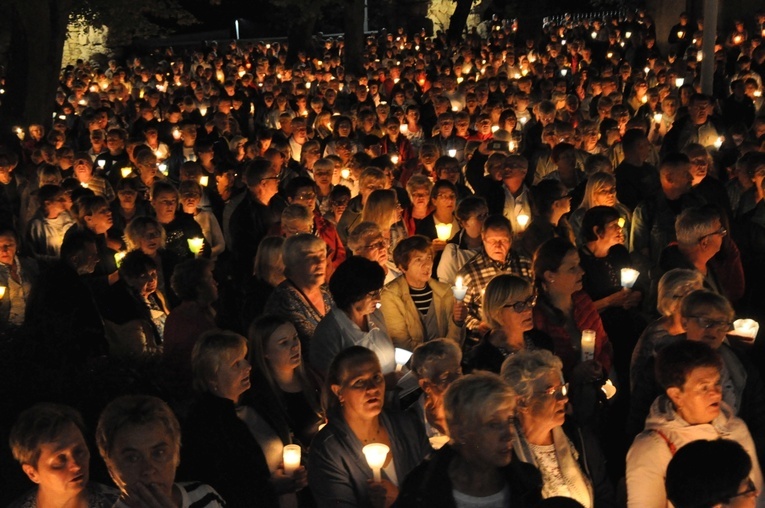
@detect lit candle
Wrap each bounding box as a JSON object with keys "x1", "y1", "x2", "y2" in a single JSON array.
[
  {"x1": 448, "y1": 149, "x2": 457, "y2": 158},
  {"x1": 755, "y1": 90, "x2": 762, "y2": 98},
  {"x1": 581, "y1": 329, "x2": 596, "y2": 361},
  {"x1": 390, "y1": 154, "x2": 400, "y2": 165},
  {"x1": 644, "y1": 66, "x2": 650, "y2": 75},
  {"x1": 617, "y1": 217, "x2": 626, "y2": 229},
  {"x1": 653, "y1": 112, "x2": 663, "y2": 123},
  {"x1": 159, "y1": 163, "x2": 168, "y2": 175},
  {"x1": 677, "y1": 30, "x2": 684, "y2": 38},
  {"x1": 714, "y1": 137, "x2": 724, "y2": 150},
  {"x1": 97, "y1": 159, "x2": 106, "y2": 169},
  {"x1": 399, "y1": 124, "x2": 409, "y2": 134},
  {"x1": 187, "y1": 237, "x2": 204, "y2": 256},
  {"x1": 13, "y1": 127, "x2": 24, "y2": 140},
  {"x1": 734, "y1": 35, "x2": 742, "y2": 44},
  {"x1": 516, "y1": 214, "x2": 530, "y2": 229},
  {"x1": 675, "y1": 77, "x2": 684, "y2": 88},
  {"x1": 491, "y1": 125, "x2": 499, "y2": 133},
  {"x1": 508, "y1": 141, "x2": 516, "y2": 152},
  {"x1": 625, "y1": 31, "x2": 632, "y2": 38},
  {"x1": 394, "y1": 348, "x2": 413, "y2": 372},
  {"x1": 601, "y1": 379, "x2": 617, "y2": 399},
  {"x1": 591, "y1": 31, "x2": 597, "y2": 39},
  {"x1": 121, "y1": 167, "x2": 132, "y2": 179},
  {"x1": 81, "y1": 182, "x2": 89, "y2": 189},
  {"x1": 435, "y1": 222, "x2": 452, "y2": 241},
  {"x1": 452, "y1": 276, "x2": 468, "y2": 301},
  {"x1": 341, "y1": 168, "x2": 351, "y2": 180},
  {"x1": 696, "y1": 52, "x2": 703, "y2": 62},
  {"x1": 172, "y1": 128, "x2": 181, "y2": 140},
  {"x1": 114, "y1": 251, "x2": 127, "y2": 267},
  {"x1": 731, "y1": 319, "x2": 759, "y2": 340},
  {"x1": 199, "y1": 175, "x2": 209, "y2": 187},
  {"x1": 199, "y1": 106, "x2": 207, "y2": 116},
  {"x1": 0, "y1": 286, "x2": 6, "y2": 299},
  {"x1": 519, "y1": 117, "x2": 528, "y2": 125},
  {"x1": 561, "y1": 69, "x2": 568, "y2": 77},
  {"x1": 362, "y1": 443, "x2": 390, "y2": 482},
  {"x1": 620, "y1": 268, "x2": 639, "y2": 288},
  {"x1": 452, "y1": 106, "x2": 459, "y2": 112},
  {"x1": 305, "y1": 82, "x2": 311, "y2": 89},
  {"x1": 429, "y1": 435, "x2": 450, "y2": 450},
  {"x1": 282, "y1": 444, "x2": 301, "y2": 475},
  {"x1": 456, "y1": 77, "x2": 463, "y2": 84},
  {"x1": 641, "y1": 95, "x2": 648, "y2": 104}
]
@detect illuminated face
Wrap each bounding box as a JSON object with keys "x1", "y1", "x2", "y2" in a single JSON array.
[
  {"x1": 22, "y1": 423, "x2": 90, "y2": 501},
  {"x1": 265, "y1": 323, "x2": 301, "y2": 372},
  {"x1": 402, "y1": 249, "x2": 434, "y2": 288},
  {"x1": 667, "y1": 366, "x2": 722, "y2": 425},
  {"x1": 458, "y1": 401, "x2": 515, "y2": 468},
  {"x1": 214, "y1": 346, "x2": 252, "y2": 402},
  {"x1": 0, "y1": 232, "x2": 17, "y2": 265},
  {"x1": 332, "y1": 359, "x2": 385, "y2": 421}
]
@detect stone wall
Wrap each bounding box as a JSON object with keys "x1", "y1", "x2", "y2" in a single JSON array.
[
  {"x1": 62, "y1": 17, "x2": 109, "y2": 65},
  {"x1": 427, "y1": 0, "x2": 483, "y2": 35}
]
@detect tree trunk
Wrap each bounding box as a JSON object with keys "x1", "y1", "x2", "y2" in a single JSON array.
[
  {"x1": 3, "y1": 0, "x2": 72, "y2": 131},
  {"x1": 446, "y1": 0, "x2": 473, "y2": 43},
  {"x1": 343, "y1": 0, "x2": 365, "y2": 76}
]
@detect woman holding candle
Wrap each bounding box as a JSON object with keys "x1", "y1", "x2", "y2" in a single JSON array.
[
  {"x1": 178, "y1": 180, "x2": 225, "y2": 261},
  {"x1": 180, "y1": 330, "x2": 307, "y2": 508},
  {"x1": 247, "y1": 314, "x2": 324, "y2": 448},
  {"x1": 125, "y1": 216, "x2": 182, "y2": 307},
  {"x1": 501, "y1": 349, "x2": 616, "y2": 508},
  {"x1": 150, "y1": 181, "x2": 207, "y2": 260},
  {"x1": 568, "y1": 172, "x2": 632, "y2": 248},
  {"x1": 415, "y1": 180, "x2": 461, "y2": 256},
  {"x1": 436, "y1": 196, "x2": 488, "y2": 285},
  {"x1": 310, "y1": 256, "x2": 394, "y2": 377},
  {"x1": 380, "y1": 236, "x2": 465, "y2": 351},
  {"x1": 0, "y1": 227, "x2": 38, "y2": 331},
  {"x1": 309, "y1": 346, "x2": 429, "y2": 508},
  {"x1": 463, "y1": 274, "x2": 553, "y2": 374},
  {"x1": 397, "y1": 372, "x2": 543, "y2": 508}
]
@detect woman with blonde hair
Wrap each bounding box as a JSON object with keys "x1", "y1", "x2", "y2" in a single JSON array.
[
  {"x1": 361, "y1": 188, "x2": 407, "y2": 256},
  {"x1": 568, "y1": 172, "x2": 632, "y2": 247}
]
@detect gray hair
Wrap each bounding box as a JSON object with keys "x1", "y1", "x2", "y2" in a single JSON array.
[
  {"x1": 283, "y1": 233, "x2": 325, "y2": 272},
  {"x1": 482, "y1": 275, "x2": 533, "y2": 329},
  {"x1": 347, "y1": 221, "x2": 383, "y2": 253},
  {"x1": 657, "y1": 269, "x2": 704, "y2": 316},
  {"x1": 675, "y1": 206, "x2": 722, "y2": 247},
  {"x1": 411, "y1": 339, "x2": 462, "y2": 381},
  {"x1": 500, "y1": 349, "x2": 563, "y2": 403},
  {"x1": 444, "y1": 372, "x2": 516, "y2": 442},
  {"x1": 680, "y1": 289, "x2": 734, "y2": 322}
]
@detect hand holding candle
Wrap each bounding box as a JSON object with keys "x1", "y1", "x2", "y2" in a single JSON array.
[
  {"x1": 731, "y1": 319, "x2": 759, "y2": 341},
  {"x1": 282, "y1": 444, "x2": 301, "y2": 476},
  {"x1": 620, "y1": 268, "x2": 639, "y2": 289},
  {"x1": 581, "y1": 329, "x2": 596, "y2": 361},
  {"x1": 516, "y1": 214, "x2": 530, "y2": 230},
  {"x1": 362, "y1": 443, "x2": 390, "y2": 482},
  {"x1": 435, "y1": 223, "x2": 452, "y2": 242},
  {"x1": 394, "y1": 348, "x2": 413, "y2": 372},
  {"x1": 188, "y1": 237, "x2": 204, "y2": 257},
  {"x1": 452, "y1": 276, "x2": 468, "y2": 301}
]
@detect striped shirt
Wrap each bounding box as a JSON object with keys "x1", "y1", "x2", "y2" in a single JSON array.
[
  {"x1": 409, "y1": 284, "x2": 433, "y2": 315},
  {"x1": 113, "y1": 482, "x2": 226, "y2": 508}
]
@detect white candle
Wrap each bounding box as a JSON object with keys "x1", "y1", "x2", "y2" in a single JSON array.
[
  {"x1": 199, "y1": 175, "x2": 209, "y2": 187},
  {"x1": 731, "y1": 319, "x2": 759, "y2": 340},
  {"x1": 158, "y1": 163, "x2": 168, "y2": 175},
  {"x1": 448, "y1": 149, "x2": 457, "y2": 158},
  {"x1": 187, "y1": 237, "x2": 204, "y2": 256},
  {"x1": 399, "y1": 124, "x2": 409, "y2": 134},
  {"x1": 97, "y1": 159, "x2": 106, "y2": 169},
  {"x1": 601, "y1": 379, "x2": 617, "y2": 399},
  {"x1": 435, "y1": 223, "x2": 452, "y2": 241},
  {"x1": 172, "y1": 128, "x2": 181, "y2": 140},
  {"x1": 390, "y1": 154, "x2": 400, "y2": 165},
  {"x1": 341, "y1": 168, "x2": 351, "y2": 180},
  {"x1": 516, "y1": 214, "x2": 530, "y2": 229},
  {"x1": 491, "y1": 125, "x2": 499, "y2": 133},
  {"x1": 620, "y1": 268, "x2": 639, "y2": 288},
  {"x1": 714, "y1": 137, "x2": 724, "y2": 150},
  {"x1": 581, "y1": 329, "x2": 596, "y2": 361},
  {"x1": 395, "y1": 348, "x2": 413, "y2": 372},
  {"x1": 0, "y1": 286, "x2": 6, "y2": 299},
  {"x1": 121, "y1": 167, "x2": 132, "y2": 179},
  {"x1": 653, "y1": 112, "x2": 663, "y2": 123},
  {"x1": 452, "y1": 275, "x2": 468, "y2": 301},
  {"x1": 429, "y1": 435, "x2": 450, "y2": 450},
  {"x1": 362, "y1": 443, "x2": 389, "y2": 482},
  {"x1": 675, "y1": 77, "x2": 684, "y2": 88},
  {"x1": 114, "y1": 251, "x2": 127, "y2": 267},
  {"x1": 283, "y1": 444, "x2": 301, "y2": 475},
  {"x1": 519, "y1": 117, "x2": 528, "y2": 125},
  {"x1": 199, "y1": 106, "x2": 207, "y2": 116}
]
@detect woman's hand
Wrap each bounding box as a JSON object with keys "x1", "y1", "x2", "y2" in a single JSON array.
[
  {"x1": 119, "y1": 482, "x2": 177, "y2": 508},
  {"x1": 452, "y1": 300, "x2": 467, "y2": 325},
  {"x1": 431, "y1": 239, "x2": 447, "y2": 252},
  {"x1": 270, "y1": 465, "x2": 308, "y2": 493},
  {"x1": 570, "y1": 359, "x2": 603, "y2": 385},
  {"x1": 367, "y1": 479, "x2": 399, "y2": 508}
]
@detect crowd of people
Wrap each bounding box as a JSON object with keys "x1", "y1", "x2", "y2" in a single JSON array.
[{"x1": 2, "y1": 5, "x2": 765, "y2": 508}]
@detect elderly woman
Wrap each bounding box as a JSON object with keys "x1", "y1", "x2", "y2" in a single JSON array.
[
  {"x1": 162, "y1": 258, "x2": 219, "y2": 393},
  {"x1": 408, "y1": 339, "x2": 463, "y2": 440},
  {"x1": 9, "y1": 403, "x2": 117, "y2": 508},
  {"x1": 310, "y1": 256, "x2": 394, "y2": 376},
  {"x1": 501, "y1": 350, "x2": 616, "y2": 508},
  {"x1": 436, "y1": 196, "x2": 488, "y2": 285},
  {"x1": 347, "y1": 221, "x2": 402, "y2": 284},
  {"x1": 381, "y1": 236, "x2": 464, "y2": 351},
  {"x1": 96, "y1": 395, "x2": 225, "y2": 508},
  {"x1": 0, "y1": 227, "x2": 38, "y2": 331},
  {"x1": 125, "y1": 216, "x2": 182, "y2": 307},
  {"x1": 568, "y1": 172, "x2": 632, "y2": 248},
  {"x1": 247, "y1": 314, "x2": 324, "y2": 448},
  {"x1": 397, "y1": 372, "x2": 543, "y2": 508},
  {"x1": 309, "y1": 346, "x2": 430, "y2": 508},
  {"x1": 463, "y1": 274, "x2": 553, "y2": 374},
  {"x1": 626, "y1": 340, "x2": 764, "y2": 508},
  {"x1": 264, "y1": 233, "x2": 334, "y2": 351},
  {"x1": 180, "y1": 330, "x2": 307, "y2": 508},
  {"x1": 241, "y1": 236, "x2": 285, "y2": 330},
  {"x1": 101, "y1": 250, "x2": 167, "y2": 357},
  {"x1": 401, "y1": 175, "x2": 433, "y2": 236}
]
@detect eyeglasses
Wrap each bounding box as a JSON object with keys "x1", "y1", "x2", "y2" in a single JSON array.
[
  {"x1": 697, "y1": 227, "x2": 727, "y2": 243},
  {"x1": 296, "y1": 192, "x2": 316, "y2": 200},
  {"x1": 503, "y1": 294, "x2": 537, "y2": 313},
  {"x1": 727, "y1": 479, "x2": 758, "y2": 501},
  {"x1": 364, "y1": 239, "x2": 390, "y2": 251},
  {"x1": 687, "y1": 316, "x2": 733, "y2": 332},
  {"x1": 534, "y1": 383, "x2": 569, "y2": 400}
]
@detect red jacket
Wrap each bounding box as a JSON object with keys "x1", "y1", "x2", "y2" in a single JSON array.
[{"x1": 532, "y1": 290, "x2": 613, "y2": 377}]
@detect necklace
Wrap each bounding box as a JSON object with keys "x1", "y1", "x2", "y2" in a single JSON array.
[{"x1": 361, "y1": 423, "x2": 381, "y2": 444}]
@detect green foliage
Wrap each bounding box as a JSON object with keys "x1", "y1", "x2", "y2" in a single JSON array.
[{"x1": 69, "y1": 0, "x2": 199, "y2": 47}]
